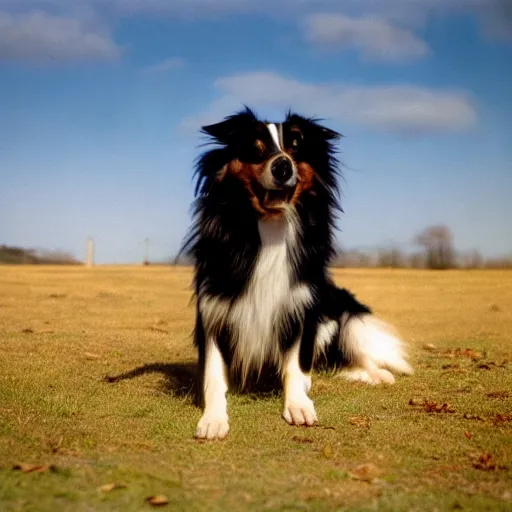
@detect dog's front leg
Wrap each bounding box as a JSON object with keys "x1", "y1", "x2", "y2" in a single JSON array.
[
  {"x1": 282, "y1": 311, "x2": 318, "y2": 426},
  {"x1": 195, "y1": 334, "x2": 230, "y2": 440}
]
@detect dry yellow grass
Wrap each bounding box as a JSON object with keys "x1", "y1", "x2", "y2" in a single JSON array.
[{"x1": 0, "y1": 265, "x2": 511, "y2": 511}]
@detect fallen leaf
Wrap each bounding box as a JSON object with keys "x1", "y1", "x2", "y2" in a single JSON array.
[
  {"x1": 21, "y1": 328, "x2": 34, "y2": 334},
  {"x1": 486, "y1": 391, "x2": 509, "y2": 399},
  {"x1": 84, "y1": 352, "x2": 101, "y2": 360},
  {"x1": 148, "y1": 326, "x2": 169, "y2": 334},
  {"x1": 146, "y1": 495, "x2": 169, "y2": 506},
  {"x1": 461, "y1": 348, "x2": 483, "y2": 359},
  {"x1": 13, "y1": 463, "x2": 54, "y2": 473},
  {"x1": 435, "y1": 348, "x2": 484, "y2": 360},
  {"x1": 348, "y1": 416, "x2": 371, "y2": 429},
  {"x1": 442, "y1": 363, "x2": 460, "y2": 370},
  {"x1": 424, "y1": 402, "x2": 455, "y2": 413},
  {"x1": 464, "y1": 431, "x2": 473, "y2": 439},
  {"x1": 98, "y1": 483, "x2": 126, "y2": 493},
  {"x1": 292, "y1": 436, "x2": 314, "y2": 444},
  {"x1": 409, "y1": 399, "x2": 455, "y2": 413},
  {"x1": 492, "y1": 414, "x2": 512, "y2": 425},
  {"x1": 464, "y1": 413, "x2": 486, "y2": 422}
]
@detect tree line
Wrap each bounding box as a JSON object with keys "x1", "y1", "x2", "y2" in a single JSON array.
[
  {"x1": 0, "y1": 245, "x2": 82, "y2": 265},
  {"x1": 2, "y1": 225, "x2": 511, "y2": 269},
  {"x1": 331, "y1": 225, "x2": 512, "y2": 269}
]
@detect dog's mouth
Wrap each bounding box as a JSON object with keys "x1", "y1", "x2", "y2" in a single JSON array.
[{"x1": 253, "y1": 182, "x2": 296, "y2": 211}]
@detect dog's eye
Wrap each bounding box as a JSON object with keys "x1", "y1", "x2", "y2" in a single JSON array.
[
  {"x1": 289, "y1": 134, "x2": 302, "y2": 151},
  {"x1": 286, "y1": 127, "x2": 303, "y2": 152}
]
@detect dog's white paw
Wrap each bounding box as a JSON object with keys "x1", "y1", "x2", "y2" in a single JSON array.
[
  {"x1": 283, "y1": 396, "x2": 318, "y2": 426},
  {"x1": 340, "y1": 367, "x2": 396, "y2": 385},
  {"x1": 195, "y1": 413, "x2": 230, "y2": 440}
]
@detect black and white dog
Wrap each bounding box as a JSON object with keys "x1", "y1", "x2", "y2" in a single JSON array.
[{"x1": 181, "y1": 108, "x2": 412, "y2": 440}]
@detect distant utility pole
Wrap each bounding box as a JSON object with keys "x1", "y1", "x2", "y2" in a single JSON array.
[
  {"x1": 86, "y1": 237, "x2": 95, "y2": 267},
  {"x1": 143, "y1": 238, "x2": 150, "y2": 265}
]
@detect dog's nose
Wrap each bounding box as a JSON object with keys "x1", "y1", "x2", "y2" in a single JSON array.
[{"x1": 271, "y1": 157, "x2": 293, "y2": 185}]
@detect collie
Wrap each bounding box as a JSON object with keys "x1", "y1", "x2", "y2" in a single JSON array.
[{"x1": 181, "y1": 107, "x2": 412, "y2": 440}]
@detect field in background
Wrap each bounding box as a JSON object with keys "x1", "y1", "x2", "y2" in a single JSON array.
[{"x1": 0, "y1": 266, "x2": 511, "y2": 511}]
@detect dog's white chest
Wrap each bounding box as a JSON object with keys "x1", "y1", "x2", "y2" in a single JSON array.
[{"x1": 228, "y1": 216, "x2": 309, "y2": 378}]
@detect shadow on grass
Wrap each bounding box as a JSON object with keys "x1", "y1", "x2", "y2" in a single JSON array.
[
  {"x1": 105, "y1": 362, "x2": 199, "y2": 403},
  {"x1": 104, "y1": 362, "x2": 283, "y2": 406}
]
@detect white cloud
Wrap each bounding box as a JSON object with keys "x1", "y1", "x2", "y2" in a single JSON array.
[
  {"x1": 0, "y1": 10, "x2": 121, "y2": 62},
  {"x1": 304, "y1": 13, "x2": 430, "y2": 62},
  {"x1": 143, "y1": 57, "x2": 185, "y2": 73},
  {"x1": 181, "y1": 71, "x2": 477, "y2": 135},
  {"x1": 0, "y1": 0, "x2": 509, "y2": 65}
]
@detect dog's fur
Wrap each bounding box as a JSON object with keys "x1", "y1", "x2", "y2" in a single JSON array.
[{"x1": 181, "y1": 107, "x2": 412, "y2": 440}]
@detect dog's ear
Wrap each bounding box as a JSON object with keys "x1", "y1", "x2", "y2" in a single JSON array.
[
  {"x1": 202, "y1": 107, "x2": 257, "y2": 145},
  {"x1": 286, "y1": 112, "x2": 342, "y2": 142}
]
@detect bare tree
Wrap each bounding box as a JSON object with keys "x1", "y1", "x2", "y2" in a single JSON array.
[{"x1": 415, "y1": 225, "x2": 455, "y2": 269}]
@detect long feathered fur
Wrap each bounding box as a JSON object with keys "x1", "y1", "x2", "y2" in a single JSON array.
[{"x1": 180, "y1": 108, "x2": 413, "y2": 440}]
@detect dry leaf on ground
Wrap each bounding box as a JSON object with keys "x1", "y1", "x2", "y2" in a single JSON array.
[
  {"x1": 98, "y1": 483, "x2": 126, "y2": 492},
  {"x1": 486, "y1": 391, "x2": 509, "y2": 399},
  {"x1": 148, "y1": 326, "x2": 169, "y2": 334},
  {"x1": 12, "y1": 463, "x2": 54, "y2": 473},
  {"x1": 492, "y1": 414, "x2": 512, "y2": 425},
  {"x1": 409, "y1": 399, "x2": 455, "y2": 413},
  {"x1": 146, "y1": 495, "x2": 169, "y2": 506},
  {"x1": 442, "y1": 363, "x2": 460, "y2": 370},
  {"x1": 348, "y1": 416, "x2": 371, "y2": 429},
  {"x1": 291, "y1": 436, "x2": 314, "y2": 444},
  {"x1": 84, "y1": 352, "x2": 101, "y2": 360}
]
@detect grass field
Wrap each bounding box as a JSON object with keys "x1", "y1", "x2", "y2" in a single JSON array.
[{"x1": 0, "y1": 266, "x2": 511, "y2": 511}]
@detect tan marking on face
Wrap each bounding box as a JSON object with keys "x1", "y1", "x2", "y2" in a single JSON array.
[
  {"x1": 217, "y1": 157, "x2": 316, "y2": 219},
  {"x1": 219, "y1": 159, "x2": 268, "y2": 214},
  {"x1": 255, "y1": 139, "x2": 266, "y2": 155},
  {"x1": 289, "y1": 162, "x2": 315, "y2": 205}
]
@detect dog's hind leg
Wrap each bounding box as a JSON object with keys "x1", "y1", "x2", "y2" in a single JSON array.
[{"x1": 319, "y1": 285, "x2": 413, "y2": 385}]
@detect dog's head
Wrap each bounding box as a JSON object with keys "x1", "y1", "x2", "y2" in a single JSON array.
[{"x1": 200, "y1": 107, "x2": 341, "y2": 218}]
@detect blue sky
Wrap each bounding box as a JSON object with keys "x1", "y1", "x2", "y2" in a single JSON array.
[{"x1": 1, "y1": 0, "x2": 511, "y2": 263}]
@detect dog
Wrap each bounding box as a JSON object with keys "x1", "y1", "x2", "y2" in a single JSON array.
[{"x1": 181, "y1": 107, "x2": 413, "y2": 440}]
